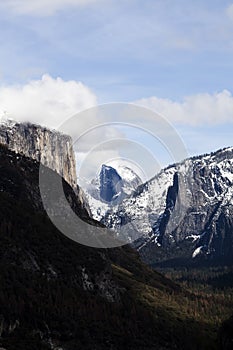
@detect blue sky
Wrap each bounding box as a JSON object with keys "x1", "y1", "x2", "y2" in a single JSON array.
[
  {"x1": 0, "y1": 0, "x2": 233, "y2": 180},
  {"x1": 1, "y1": 0, "x2": 233, "y2": 99}
]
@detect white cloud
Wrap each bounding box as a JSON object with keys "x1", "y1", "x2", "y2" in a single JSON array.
[
  {"x1": 0, "y1": 74, "x2": 125, "y2": 180},
  {"x1": 0, "y1": 0, "x2": 98, "y2": 16},
  {"x1": 135, "y1": 90, "x2": 233, "y2": 126},
  {"x1": 0, "y1": 74, "x2": 97, "y2": 128}
]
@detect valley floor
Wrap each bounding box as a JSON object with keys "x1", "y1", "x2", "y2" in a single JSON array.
[{"x1": 156, "y1": 265, "x2": 233, "y2": 348}]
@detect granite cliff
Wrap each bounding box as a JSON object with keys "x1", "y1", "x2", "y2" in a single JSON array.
[{"x1": 0, "y1": 120, "x2": 77, "y2": 188}]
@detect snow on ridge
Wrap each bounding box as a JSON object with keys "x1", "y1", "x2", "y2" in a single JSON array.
[
  {"x1": 192, "y1": 246, "x2": 203, "y2": 258},
  {"x1": 117, "y1": 165, "x2": 142, "y2": 183},
  {"x1": 0, "y1": 117, "x2": 17, "y2": 127}
]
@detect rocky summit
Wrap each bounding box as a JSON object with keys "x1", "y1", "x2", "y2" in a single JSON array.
[
  {"x1": 85, "y1": 163, "x2": 142, "y2": 221},
  {"x1": 99, "y1": 164, "x2": 123, "y2": 202}
]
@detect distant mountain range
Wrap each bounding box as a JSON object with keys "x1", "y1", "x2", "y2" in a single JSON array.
[
  {"x1": 102, "y1": 147, "x2": 233, "y2": 267},
  {"x1": 3, "y1": 121, "x2": 233, "y2": 269},
  {"x1": 0, "y1": 120, "x2": 233, "y2": 349}
]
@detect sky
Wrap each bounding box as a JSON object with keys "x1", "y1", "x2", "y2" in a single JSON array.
[{"x1": 0, "y1": 0, "x2": 233, "y2": 181}]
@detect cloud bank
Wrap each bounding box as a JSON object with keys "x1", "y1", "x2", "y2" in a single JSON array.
[
  {"x1": 1, "y1": 75, "x2": 232, "y2": 180},
  {"x1": 135, "y1": 90, "x2": 233, "y2": 126},
  {"x1": 0, "y1": 74, "x2": 97, "y2": 128}
]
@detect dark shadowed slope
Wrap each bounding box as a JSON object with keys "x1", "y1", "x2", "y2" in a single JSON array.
[{"x1": 0, "y1": 144, "x2": 220, "y2": 350}]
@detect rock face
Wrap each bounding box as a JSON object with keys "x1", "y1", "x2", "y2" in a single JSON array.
[
  {"x1": 0, "y1": 120, "x2": 77, "y2": 188},
  {"x1": 99, "y1": 165, "x2": 122, "y2": 202},
  {"x1": 85, "y1": 164, "x2": 142, "y2": 221},
  {"x1": 104, "y1": 147, "x2": 233, "y2": 266}
]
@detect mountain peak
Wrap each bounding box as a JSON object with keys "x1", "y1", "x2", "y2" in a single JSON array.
[
  {"x1": 99, "y1": 164, "x2": 122, "y2": 203},
  {"x1": 101, "y1": 164, "x2": 116, "y2": 172},
  {"x1": 85, "y1": 164, "x2": 143, "y2": 220}
]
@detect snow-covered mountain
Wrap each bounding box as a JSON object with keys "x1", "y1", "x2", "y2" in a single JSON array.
[
  {"x1": 115, "y1": 165, "x2": 143, "y2": 195},
  {"x1": 103, "y1": 147, "x2": 233, "y2": 266},
  {"x1": 85, "y1": 164, "x2": 142, "y2": 221}
]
